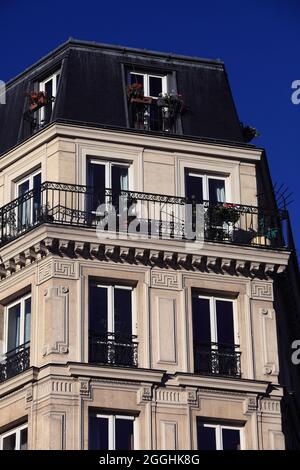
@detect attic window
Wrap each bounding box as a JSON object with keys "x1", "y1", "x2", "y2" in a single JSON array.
[{"x1": 126, "y1": 70, "x2": 183, "y2": 133}]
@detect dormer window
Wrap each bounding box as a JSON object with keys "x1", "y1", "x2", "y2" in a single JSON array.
[{"x1": 126, "y1": 70, "x2": 182, "y2": 134}]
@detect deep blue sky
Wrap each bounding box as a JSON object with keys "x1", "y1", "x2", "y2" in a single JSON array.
[{"x1": 1, "y1": 0, "x2": 299, "y2": 254}]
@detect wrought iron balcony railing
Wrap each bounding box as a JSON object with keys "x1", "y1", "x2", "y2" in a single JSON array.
[
  {"x1": 89, "y1": 331, "x2": 138, "y2": 368},
  {"x1": 0, "y1": 181, "x2": 289, "y2": 249},
  {"x1": 0, "y1": 342, "x2": 30, "y2": 383},
  {"x1": 193, "y1": 342, "x2": 241, "y2": 378},
  {"x1": 129, "y1": 100, "x2": 181, "y2": 133}
]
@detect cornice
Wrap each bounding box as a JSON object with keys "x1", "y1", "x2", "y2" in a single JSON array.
[{"x1": 0, "y1": 225, "x2": 290, "y2": 282}]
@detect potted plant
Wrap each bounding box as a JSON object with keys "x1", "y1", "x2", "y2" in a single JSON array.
[
  {"x1": 126, "y1": 83, "x2": 152, "y2": 105},
  {"x1": 250, "y1": 218, "x2": 279, "y2": 246},
  {"x1": 157, "y1": 92, "x2": 184, "y2": 117},
  {"x1": 26, "y1": 91, "x2": 50, "y2": 112},
  {"x1": 209, "y1": 203, "x2": 240, "y2": 225},
  {"x1": 205, "y1": 203, "x2": 240, "y2": 241}
]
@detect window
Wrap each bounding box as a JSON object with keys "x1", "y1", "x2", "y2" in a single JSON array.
[
  {"x1": 129, "y1": 72, "x2": 167, "y2": 98},
  {"x1": 185, "y1": 171, "x2": 227, "y2": 203},
  {"x1": 128, "y1": 71, "x2": 176, "y2": 132},
  {"x1": 192, "y1": 293, "x2": 240, "y2": 376},
  {"x1": 4, "y1": 295, "x2": 31, "y2": 355},
  {"x1": 16, "y1": 170, "x2": 41, "y2": 229},
  {"x1": 0, "y1": 424, "x2": 28, "y2": 450},
  {"x1": 89, "y1": 282, "x2": 137, "y2": 367},
  {"x1": 89, "y1": 412, "x2": 135, "y2": 450},
  {"x1": 197, "y1": 421, "x2": 242, "y2": 450},
  {"x1": 87, "y1": 159, "x2": 129, "y2": 212},
  {"x1": 39, "y1": 70, "x2": 60, "y2": 126}
]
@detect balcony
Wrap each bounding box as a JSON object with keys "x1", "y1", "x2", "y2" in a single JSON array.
[
  {"x1": 0, "y1": 343, "x2": 30, "y2": 383},
  {"x1": 89, "y1": 332, "x2": 138, "y2": 367},
  {"x1": 194, "y1": 342, "x2": 241, "y2": 378},
  {"x1": 0, "y1": 181, "x2": 288, "y2": 249},
  {"x1": 128, "y1": 99, "x2": 181, "y2": 133}
]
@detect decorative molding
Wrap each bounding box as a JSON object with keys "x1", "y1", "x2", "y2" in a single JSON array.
[
  {"x1": 25, "y1": 387, "x2": 33, "y2": 403},
  {"x1": 43, "y1": 286, "x2": 69, "y2": 356},
  {"x1": 260, "y1": 308, "x2": 278, "y2": 376},
  {"x1": 243, "y1": 397, "x2": 257, "y2": 415},
  {"x1": 155, "y1": 389, "x2": 182, "y2": 403},
  {"x1": 79, "y1": 378, "x2": 91, "y2": 397},
  {"x1": 251, "y1": 281, "x2": 274, "y2": 301},
  {"x1": 151, "y1": 271, "x2": 181, "y2": 290},
  {"x1": 259, "y1": 398, "x2": 281, "y2": 415},
  {"x1": 187, "y1": 389, "x2": 199, "y2": 407},
  {"x1": 138, "y1": 386, "x2": 153, "y2": 404},
  {"x1": 161, "y1": 421, "x2": 178, "y2": 450},
  {"x1": 37, "y1": 259, "x2": 78, "y2": 284}
]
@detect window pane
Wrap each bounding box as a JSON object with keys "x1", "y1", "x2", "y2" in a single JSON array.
[
  {"x1": 130, "y1": 74, "x2": 144, "y2": 87},
  {"x1": 115, "y1": 418, "x2": 134, "y2": 450},
  {"x1": 149, "y1": 76, "x2": 162, "y2": 97},
  {"x1": 112, "y1": 166, "x2": 129, "y2": 209},
  {"x1": 20, "y1": 428, "x2": 28, "y2": 450},
  {"x1": 192, "y1": 296, "x2": 211, "y2": 343},
  {"x1": 216, "y1": 300, "x2": 234, "y2": 346},
  {"x1": 222, "y1": 428, "x2": 240, "y2": 450},
  {"x1": 44, "y1": 80, "x2": 53, "y2": 124},
  {"x1": 2, "y1": 433, "x2": 16, "y2": 450},
  {"x1": 208, "y1": 179, "x2": 225, "y2": 203},
  {"x1": 89, "y1": 416, "x2": 108, "y2": 450},
  {"x1": 197, "y1": 423, "x2": 216, "y2": 450},
  {"x1": 88, "y1": 162, "x2": 106, "y2": 211},
  {"x1": 114, "y1": 288, "x2": 132, "y2": 335},
  {"x1": 24, "y1": 298, "x2": 31, "y2": 344},
  {"x1": 33, "y1": 173, "x2": 41, "y2": 222},
  {"x1": 185, "y1": 173, "x2": 203, "y2": 203},
  {"x1": 7, "y1": 303, "x2": 21, "y2": 352},
  {"x1": 18, "y1": 180, "x2": 29, "y2": 196},
  {"x1": 89, "y1": 284, "x2": 108, "y2": 333}
]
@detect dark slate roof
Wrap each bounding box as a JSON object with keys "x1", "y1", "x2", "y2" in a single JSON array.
[{"x1": 0, "y1": 39, "x2": 246, "y2": 156}]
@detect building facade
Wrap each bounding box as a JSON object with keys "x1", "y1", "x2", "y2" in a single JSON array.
[{"x1": 0, "y1": 40, "x2": 299, "y2": 450}]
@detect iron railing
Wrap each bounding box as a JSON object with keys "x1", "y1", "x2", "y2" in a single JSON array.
[
  {"x1": 193, "y1": 342, "x2": 241, "y2": 378},
  {"x1": 89, "y1": 331, "x2": 138, "y2": 367},
  {"x1": 0, "y1": 181, "x2": 289, "y2": 249},
  {"x1": 0, "y1": 342, "x2": 30, "y2": 383},
  {"x1": 129, "y1": 100, "x2": 180, "y2": 133}
]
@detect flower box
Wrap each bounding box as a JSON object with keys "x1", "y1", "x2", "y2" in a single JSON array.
[{"x1": 130, "y1": 97, "x2": 152, "y2": 105}]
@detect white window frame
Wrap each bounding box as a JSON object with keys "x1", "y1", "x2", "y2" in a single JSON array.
[
  {"x1": 0, "y1": 424, "x2": 28, "y2": 450},
  {"x1": 15, "y1": 169, "x2": 41, "y2": 198},
  {"x1": 39, "y1": 70, "x2": 60, "y2": 124},
  {"x1": 199, "y1": 423, "x2": 243, "y2": 450},
  {"x1": 129, "y1": 71, "x2": 167, "y2": 98},
  {"x1": 95, "y1": 414, "x2": 136, "y2": 450},
  {"x1": 88, "y1": 159, "x2": 130, "y2": 191},
  {"x1": 185, "y1": 171, "x2": 229, "y2": 202},
  {"x1": 3, "y1": 294, "x2": 31, "y2": 355},
  {"x1": 92, "y1": 284, "x2": 136, "y2": 336},
  {"x1": 193, "y1": 294, "x2": 239, "y2": 345}
]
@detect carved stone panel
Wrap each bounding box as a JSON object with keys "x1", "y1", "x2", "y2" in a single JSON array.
[
  {"x1": 151, "y1": 271, "x2": 181, "y2": 290},
  {"x1": 251, "y1": 281, "x2": 274, "y2": 301},
  {"x1": 43, "y1": 286, "x2": 69, "y2": 356},
  {"x1": 38, "y1": 259, "x2": 78, "y2": 285}
]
